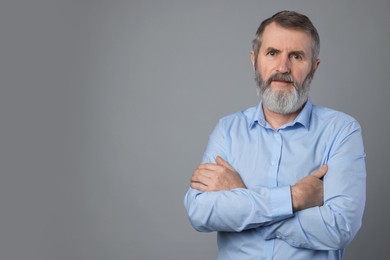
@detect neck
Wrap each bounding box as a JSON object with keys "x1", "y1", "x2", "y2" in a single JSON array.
[{"x1": 262, "y1": 105, "x2": 303, "y2": 130}]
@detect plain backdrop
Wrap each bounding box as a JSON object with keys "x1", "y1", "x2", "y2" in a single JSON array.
[{"x1": 1, "y1": 0, "x2": 389, "y2": 259}]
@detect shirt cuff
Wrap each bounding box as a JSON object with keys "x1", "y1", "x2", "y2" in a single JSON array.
[{"x1": 270, "y1": 185, "x2": 293, "y2": 217}]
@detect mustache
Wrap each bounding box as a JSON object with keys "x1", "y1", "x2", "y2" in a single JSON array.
[{"x1": 266, "y1": 73, "x2": 294, "y2": 86}]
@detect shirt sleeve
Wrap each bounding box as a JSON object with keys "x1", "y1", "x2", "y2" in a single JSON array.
[
  {"x1": 262, "y1": 121, "x2": 366, "y2": 250},
  {"x1": 184, "y1": 120, "x2": 294, "y2": 232}
]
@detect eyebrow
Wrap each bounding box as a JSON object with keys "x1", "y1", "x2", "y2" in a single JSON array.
[
  {"x1": 289, "y1": 50, "x2": 306, "y2": 57},
  {"x1": 265, "y1": 47, "x2": 280, "y2": 53},
  {"x1": 265, "y1": 47, "x2": 307, "y2": 57}
]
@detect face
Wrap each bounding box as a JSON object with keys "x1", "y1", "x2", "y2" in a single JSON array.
[{"x1": 251, "y1": 22, "x2": 320, "y2": 114}]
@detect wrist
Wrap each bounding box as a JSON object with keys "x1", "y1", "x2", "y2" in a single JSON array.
[{"x1": 291, "y1": 185, "x2": 301, "y2": 212}]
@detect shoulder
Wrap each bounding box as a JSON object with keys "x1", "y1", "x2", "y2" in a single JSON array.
[
  {"x1": 311, "y1": 104, "x2": 362, "y2": 131},
  {"x1": 217, "y1": 106, "x2": 257, "y2": 129}
]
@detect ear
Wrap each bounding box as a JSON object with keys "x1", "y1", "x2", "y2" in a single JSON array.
[
  {"x1": 312, "y1": 58, "x2": 320, "y2": 73},
  {"x1": 250, "y1": 51, "x2": 256, "y2": 71}
]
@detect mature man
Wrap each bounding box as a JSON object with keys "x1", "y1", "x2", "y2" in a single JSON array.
[{"x1": 184, "y1": 11, "x2": 366, "y2": 259}]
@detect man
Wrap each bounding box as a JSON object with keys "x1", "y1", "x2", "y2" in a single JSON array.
[{"x1": 184, "y1": 10, "x2": 366, "y2": 260}]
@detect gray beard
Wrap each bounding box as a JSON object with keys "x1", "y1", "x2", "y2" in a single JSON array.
[{"x1": 255, "y1": 71, "x2": 313, "y2": 115}]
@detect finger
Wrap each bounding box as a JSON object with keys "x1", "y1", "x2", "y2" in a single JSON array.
[
  {"x1": 197, "y1": 163, "x2": 221, "y2": 171},
  {"x1": 193, "y1": 167, "x2": 217, "y2": 178},
  {"x1": 215, "y1": 156, "x2": 234, "y2": 171},
  {"x1": 190, "y1": 181, "x2": 209, "y2": 192},
  {"x1": 191, "y1": 170, "x2": 212, "y2": 183},
  {"x1": 311, "y1": 165, "x2": 328, "y2": 179}
]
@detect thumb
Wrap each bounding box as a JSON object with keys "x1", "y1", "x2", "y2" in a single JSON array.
[
  {"x1": 215, "y1": 156, "x2": 234, "y2": 170},
  {"x1": 311, "y1": 165, "x2": 328, "y2": 179}
]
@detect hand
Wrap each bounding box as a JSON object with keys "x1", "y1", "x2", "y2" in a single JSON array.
[
  {"x1": 291, "y1": 165, "x2": 328, "y2": 212},
  {"x1": 190, "y1": 156, "x2": 246, "y2": 192}
]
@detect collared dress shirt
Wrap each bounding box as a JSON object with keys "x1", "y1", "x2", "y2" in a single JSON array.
[{"x1": 184, "y1": 99, "x2": 366, "y2": 260}]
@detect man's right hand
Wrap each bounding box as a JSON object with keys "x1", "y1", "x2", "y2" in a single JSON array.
[{"x1": 291, "y1": 165, "x2": 328, "y2": 212}]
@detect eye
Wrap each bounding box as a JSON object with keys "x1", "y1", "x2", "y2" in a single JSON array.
[
  {"x1": 290, "y1": 53, "x2": 303, "y2": 60},
  {"x1": 267, "y1": 50, "x2": 278, "y2": 56}
]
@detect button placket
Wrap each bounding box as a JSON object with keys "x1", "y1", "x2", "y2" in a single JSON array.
[{"x1": 269, "y1": 131, "x2": 282, "y2": 187}]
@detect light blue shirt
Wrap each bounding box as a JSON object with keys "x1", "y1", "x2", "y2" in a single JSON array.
[{"x1": 184, "y1": 99, "x2": 366, "y2": 260}]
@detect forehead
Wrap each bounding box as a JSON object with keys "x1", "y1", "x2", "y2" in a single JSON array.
[{"x1": 261, "y1": 22, "x2": 313, "y2": 55}]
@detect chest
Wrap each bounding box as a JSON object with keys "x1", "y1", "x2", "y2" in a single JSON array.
[{"x1": 227, "y1": 128, "x2": 331, "y2": 188}]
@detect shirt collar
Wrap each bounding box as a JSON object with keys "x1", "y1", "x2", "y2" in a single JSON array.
[{"x1": 249, "y1": 98, "x2": 313, "y2": 130}]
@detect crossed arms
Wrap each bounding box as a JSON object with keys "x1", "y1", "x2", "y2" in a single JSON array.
[
  {"x1": 184, "y1": 121, "x2": 366, "y2": 250},
  {"x1": 191, "y1": 155, "x2": 327, "y2": 213}
]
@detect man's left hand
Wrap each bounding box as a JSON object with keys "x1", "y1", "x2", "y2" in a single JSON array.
[{"x1": 190, "y1": 156, "x2": 246, "y2": 192}]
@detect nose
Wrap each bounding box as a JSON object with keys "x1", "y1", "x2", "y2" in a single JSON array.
[{"x1": 276, "y1": 55, "x2": 291, "y2": 74}]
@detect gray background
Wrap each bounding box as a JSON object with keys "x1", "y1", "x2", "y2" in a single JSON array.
[{"x1": 1, "y1": 0, "x2": 389, "y2": 259}]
